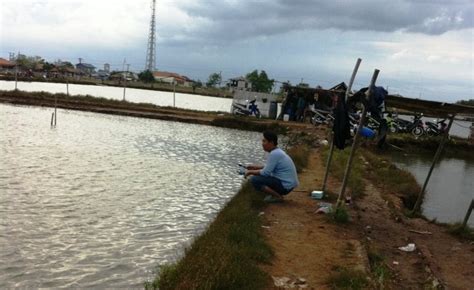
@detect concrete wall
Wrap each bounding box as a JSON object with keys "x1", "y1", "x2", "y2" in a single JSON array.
[{"x1": 232, "y1": 90, "x2": 277, "y2": 118}]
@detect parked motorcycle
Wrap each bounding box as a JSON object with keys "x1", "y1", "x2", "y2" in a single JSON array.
[
  {"x1": 425, "y1": 119, "x2": 447, "y2": 136},
  {"x1": 231, "y1": 99, "x2": 261, "y2": 118},
  {"x1": 307, "y1": 108, "x2": 333, "y2": 126},
  {"x1": 407, "y1": 114, "x2": 425, "y2": 137}
]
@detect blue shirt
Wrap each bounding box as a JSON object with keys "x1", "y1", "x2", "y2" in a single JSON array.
[{"x1": 260, "y1": 148, "x2": 299, "y2": 190}]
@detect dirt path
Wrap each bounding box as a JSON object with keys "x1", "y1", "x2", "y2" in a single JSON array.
[
  {"x1": 260, "y1": 150, "x2": 368, "y2": 289},
  {"x1": 260, "y1": 147, "x2": 474, "y2": 289}
]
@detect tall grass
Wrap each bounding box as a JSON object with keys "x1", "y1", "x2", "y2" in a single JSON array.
[
  {"x1": 145, "y1": 183, "x2": 273, "y2": 290},
  {"x1": 320, "y1": 146, "x2": 366, "y2": 198}
]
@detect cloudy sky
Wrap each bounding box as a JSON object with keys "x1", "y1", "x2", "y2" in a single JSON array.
[{"x1": 1, "y1": 0, "x2": 472, "y2": 102}]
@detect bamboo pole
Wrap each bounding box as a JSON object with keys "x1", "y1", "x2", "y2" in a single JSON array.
[
  {"x1": 462, "y1": 199, "x2": 474, "y2": 228},
  {"x1": 321, "y1": 131, "x2": 334, "y2": 193},
  {"x1": 411, "y1": 116, "x2": 454, "y2": 214},
  {"x1": 336, "y1": 69, "x2": 380, "y2": 206},
  {"x1": 173, "y1": 81, "x2": 176, "y2": 107},
  {"x1": 321, "y1": 58, "x2": 361, "y2": 193},
  {"x1": 54, "y1": 94, "x2": 57, "y2": 126}
]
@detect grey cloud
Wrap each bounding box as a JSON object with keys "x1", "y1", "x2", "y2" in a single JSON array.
[{"x1": 173, "y1": 0, "x2": 473, "y2": 43}]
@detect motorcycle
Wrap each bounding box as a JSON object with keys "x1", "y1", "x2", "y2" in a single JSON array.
[
  {"x1": 231, "y1": 99, "x2": 261, "y2": 118},
  {"x1": 425, "y1": 119, "x2": 447, "y2": 136},
  {"x1": 407, "y1": 114, "x2": 425, "y2": 137},
  {"x1": 308, "y1": 108, "x2": 333, "y2": 126}
]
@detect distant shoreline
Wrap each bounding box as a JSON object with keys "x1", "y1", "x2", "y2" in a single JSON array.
[{"x1": 0, "y1": 76, "x2": 234, "y2": 99}]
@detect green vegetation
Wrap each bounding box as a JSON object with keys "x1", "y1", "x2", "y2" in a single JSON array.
[
  {"x1": 367, "y1": 250, "x2": 392, "y2": 288},
  {"x1": 361, "y1": 151, "x2": 421, "y2": 209},
  {"x1": 246, "y1": 70, "x2": 274, "y2": 93},
  {"x1": 327, "y1": 266, "x2": 369, "y2": 290},
  {"x1": 456, "y1": 99, "x2": 474, "y2": 106},
  {"x1": 330, "y1": 206, "x2": 350, "y2": 224},
  {"x1": 206, "y1": 72, "x2": 222, "y2": 88},
  {"x1": 320, "y1": 146, "x2": 366, "y2": 198},
  {"x1": 144, "y1": 183, "x2": 272, "y2": 290},
  {"x1": 210, "y1": 116, "x2": 288, "y2": 134},
  {"x1": 446, "y1": 223, "x2": 474, "y2": 241},
  {"x1": 146, "y1": 145, "x2": 309, "y2": 289},
  {"x1": 387, "y1": 134, "x2": 474, "y2": 160},
  {"x1": 138, "y1": 70, "x2": 155, "y2": 83},
  {"x1": 287, "y1": 144, "x2": 310, "y2": 173}
]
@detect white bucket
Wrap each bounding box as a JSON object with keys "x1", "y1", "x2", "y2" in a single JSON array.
[{"x1": 283, "y1": 114, "x2": 290, "y2": 122}]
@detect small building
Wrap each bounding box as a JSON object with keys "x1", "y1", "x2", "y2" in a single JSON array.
[
  {"x1": 227, "y1": 76, "x2": 252, "y2": 92},
  {"x1": 76, "y1": 63, "x2": 96, "y2": 75},
  {"x1": 0, "y1": 58, "x2": 16, "y2": 73},
  {"x1": 153, "y1": 71, "x2": 193, "y2": 87}
]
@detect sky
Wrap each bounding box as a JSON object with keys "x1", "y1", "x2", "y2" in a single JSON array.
[{"x1": 0, "y1": 0, "x2": 472, "y2": 102}]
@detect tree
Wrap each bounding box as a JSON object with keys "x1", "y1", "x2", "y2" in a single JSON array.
[
  {"x1": 246, "y1": 70, "x2": 274, "y2": 93},
  {"x1": 456, "y1": 99, "x2": 474, "y2": 106},
  {"x1": 16, "y1": 54, "x2": 43, "y2": 70},
  {"x1": 138, "y1": 70, "x2": 155, "y2": 83},
  {"x1": 206, "y1": 72, "x2": 221, "y2": 88}
]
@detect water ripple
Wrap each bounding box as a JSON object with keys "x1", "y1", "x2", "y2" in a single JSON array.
[{"x1": 0, "y1": 104, "x2": 265, "y2": 288}]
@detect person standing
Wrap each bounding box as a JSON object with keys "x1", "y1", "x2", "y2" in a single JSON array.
[{"x1": 245, "y1": 131, "x2": 299, "y2": 203}]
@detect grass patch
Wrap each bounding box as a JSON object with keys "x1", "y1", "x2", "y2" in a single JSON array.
[
  {"x1": 361, "y1": 151, "x2": 421, "y2": 209},
  {"x1": 446, "y1": 223, "x2": 474, "y2": 241},
  {"x1": 387, "y1": 134, "x2": 474, "y2": 160},
  {"x1": 367, "y1": 250, "x2": 392, "y2": 287},
  {"x1": 329, "y1": 206, "x2": 350, "y2": 224},
  {"x1": 320, "y1": 146, "x2": 366, "y2": 198},
  {"x1": 210, "y1": 116, "x2": 288, "y2": 134},
  {"x1": 145, "y1": 182, "x2": 273, "y2": 290},
  {"x1": 327, "y1": 267, "x2": 369, "y2": 290},
  {"x1": 287, "y1": 144, "x2": 310, "y2": 173}
]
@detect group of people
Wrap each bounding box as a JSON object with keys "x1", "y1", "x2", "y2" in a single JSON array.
[{"x1": 281, "y1": 91, "x2": 335, "y2": 122}]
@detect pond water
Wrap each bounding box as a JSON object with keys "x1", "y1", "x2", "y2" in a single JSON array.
[
  {"x1": 0, "y1": 103, "x2": 267, "y2": 288},
  {"x1": 0, "y1": 80, "x2": 234, "y2": 113},
  {"x1": 390, "y1": 152, "x2": 474, "y2": 227}
]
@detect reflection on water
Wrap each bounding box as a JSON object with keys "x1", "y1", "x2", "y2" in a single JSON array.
[
  {"x1": 0, "y1": 104, "x2": 266, "y2": 288},
  {"x1": 391, "y1": 152, "x2": 474, "y2": 227},
  {"x1": 0, "y1": 80, "x2": 233, "y2": 112}
]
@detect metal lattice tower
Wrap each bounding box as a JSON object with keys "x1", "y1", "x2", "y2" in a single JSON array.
[{"x1": 145, "y1": 0, "x2": 157, "y2": 71}]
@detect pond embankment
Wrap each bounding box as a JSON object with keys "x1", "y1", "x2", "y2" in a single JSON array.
[{"x1": 0, "y1": 90, "x2": 294, "y2": 133}]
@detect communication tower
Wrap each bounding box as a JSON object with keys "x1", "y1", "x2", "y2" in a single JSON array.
[{"x1": 145, "y1": 0, "x2": 157, "y2": 72}]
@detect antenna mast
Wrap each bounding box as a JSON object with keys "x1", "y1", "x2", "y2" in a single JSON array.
[{"x1": 145, "y1": 0, "x2": 157, "y2": 71}]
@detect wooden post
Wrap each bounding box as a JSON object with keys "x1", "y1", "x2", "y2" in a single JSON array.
[
  {"x1": 336, "y1": 69, "x2": 380, "y2": 206},
  {"x1": 321, "y1": 131, "x2": 335, "y2": 193},
  {"x1": 321, "y1": 58, "x2": 361, "y2": 193},
  {"x1": 411, "y1": 116, "x2": 455, "y2": 214},
  {"x1": 51, "y1": 112, "x2": 54, "y2": 127},
  {"x1": 14, "y1": 63, "x2": 18, "y2": 90},
  {"x1": 54, "y1": 94, "x2": 57, "y2": 126},
  {"x1": 66, "y1": 79, "x2": 69, "y2": 96},
  {"x1": 173, "y1": 81, "x2": 176, "y2": 107},
  {"x1": 462, "y1": 199, "x2": 474, "y2": 228}
]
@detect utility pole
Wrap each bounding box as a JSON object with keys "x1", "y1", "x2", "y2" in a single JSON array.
[{"x1": 14, "y1": 51, "x2": 19, "y2": 90}]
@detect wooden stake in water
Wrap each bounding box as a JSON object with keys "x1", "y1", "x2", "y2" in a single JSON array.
[
  {"x1": 411, "y1": 116, "x2": 454, "y2": 214},
  {"x1": 336, "y1": 69, "x2": 380, "y2": 206},
  {"x1": 54, "y1": 94, "x2": 57, "y2": 126},
  {"x1": 462, "y1": 199, "x2": 474, "y2": 229},
  {"x1": 51, "y1": 112, "x2": 54, "y2": 127},
  {"x1": 173, "y1": 81, "x2": 176, "y2": 107}
]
